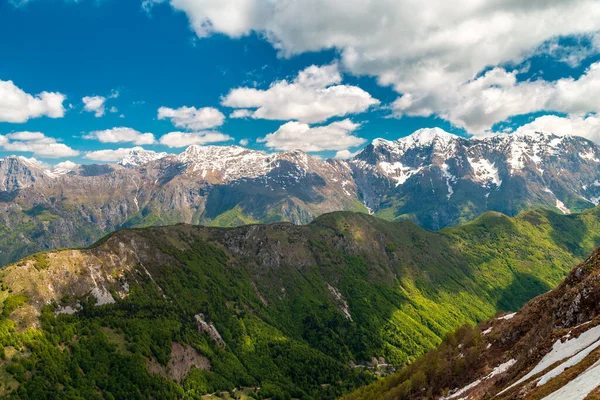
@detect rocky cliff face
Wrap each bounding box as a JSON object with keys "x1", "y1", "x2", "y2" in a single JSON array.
[{"x1": 2, "y1": 129, "x2": 600, "y2": 265}]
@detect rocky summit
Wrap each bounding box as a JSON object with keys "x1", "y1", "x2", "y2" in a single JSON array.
[{"x1": 2, "y1": 129, "x2": 600, "y2": 265}]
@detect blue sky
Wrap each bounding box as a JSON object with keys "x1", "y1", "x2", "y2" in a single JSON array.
[{"x1": 1, "y1": 0, "x2": 600, "y2": 166}]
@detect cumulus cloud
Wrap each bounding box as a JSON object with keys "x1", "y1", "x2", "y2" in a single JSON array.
[
  {"x1": 156, "y1": 0, "x2": 600, "y2": 132},
  {"x1": 54, "y1": 160, "x2": 79, "y2": 170},
  {"x1": 159, "y1": 131, "x2": 233, "y2": 147},
  {"x1": 230, "y1": 109, "x2": 253, "y2": 119},
  {"x1": 84, "y1": 147, "x2": 144, "y2": 162},
  {"x1": 158, "y1": 106, "x2": 225, "y2": 130},
  {"x1": 82, "y1": 96, "x2": 107, "y2": 117},
  {"x1": 0, "y1": 131, "x2": 79, "y2": 158},
  {"x1": 0, "y1": 80, "x2": 66, "y2": 123},
  {"x1": 239, "y1": 138, "x2": 249, "y2": 146},
  {"x1": 512, "y1": 114, "x2": 600, "y2": 143},
  {"x1": 84, "y1": 127, "x2": 156, "y2": 145},
  {"x1": 6, "y1": 131, "x2": 46, "y2": 141},
  {"x1": 258, "y1": 119, "x2": 365, "y2": 152},
  {"x1": 394, "y1": 62, "x2": 600, "y2": 134},
  {"x1": 82, "y1": 91, "x2": 119, "y2": 118},
  {"x1": 222, "y1": 64, "x2": 379, "y2": 124},
  {"x1": 147, "y1": 0, "x2": 270, "y2": 38},
  {"x1": 334, "y1": 149, "x2": 359, "y2": 159},
  {"x1": 157, "y1": 1, "x2": 600, "y2": 84}
]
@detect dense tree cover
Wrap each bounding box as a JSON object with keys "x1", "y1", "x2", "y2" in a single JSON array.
[
  {"x1": 0, "y1": 237, "x2": 372, "y2": 399},
  {"x1": 1, "y1": 208, "x2": 600, "y2": 398},
  {"x1": 343, "y1": 324, "x2": 488, "y2": 400}
]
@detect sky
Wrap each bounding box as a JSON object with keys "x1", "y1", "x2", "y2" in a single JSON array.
[{"x1": 1, "y1": 0, "x2": 600, "y2": 167}]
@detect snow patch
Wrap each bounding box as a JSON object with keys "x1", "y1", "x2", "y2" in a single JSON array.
[
  {"x1": 556, "y1": 199, "x2": 571, "y2": 215},
  {"x1": 378, "y1": 161, "x2": 422, "y2": 186},
  {"x1": 504, "y1": 324, "x2": 600, "y2": 393},
  {"x1": 468, "y1": 157, "x2": 501, "y2": 187},
  {"x1": 541, "y1": 358, "x2": 600, "y2": 400},
  {"x1": 537, "y1": 336, "x2": 600, "y2": 386},
  {"x1": 440, "y1": 163, "x2": 455, "y2": 199},
  {"x1": 579, "y1": 150, "x2": 600, "y2": 163},
  {"x1": 443, "y1": 359, "x2": 515, "y2": 400},
  {"x1": 497, "y1": 312, "x2": 516, "y2": 320}
]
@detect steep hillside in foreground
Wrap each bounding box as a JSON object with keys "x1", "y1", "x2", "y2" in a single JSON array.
[
  {"x1": 345, "y1": 238, "x2": 600, "y2": 400},
  {"x1": 3, "y1": 128, "x2": 600, "y2": 266},
  {"x1": 1, "y1": 210, "x2": 600, "y2": 398}
]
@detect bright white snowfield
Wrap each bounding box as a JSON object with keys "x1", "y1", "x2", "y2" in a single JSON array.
[
  {"x1": 542, "y1": 359, "x2": 600, "y2": 400},
  {"x1": 501, "y1": 324, "x2": 600, "y2": 396}
]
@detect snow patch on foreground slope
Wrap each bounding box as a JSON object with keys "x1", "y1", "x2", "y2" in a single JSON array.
[
  {"x1": 542, "y1": 358, "x2": 600, "y2": 400},
  {"x1": 502, "y1": 324, "x2": 600, "y2": 393},
  {"x1": 443, "y1": 359, "x2": 516, "y2": 400}
]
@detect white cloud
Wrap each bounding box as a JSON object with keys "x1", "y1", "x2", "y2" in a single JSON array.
[
  {"x1": 153, "y1": 0, "x2": 270, "y2": 38},
  {"x1": 85, "y1": 147, "x2": 145, "y2": 162},
  {"x1": 239, "y1": 138, "x2": 249, "y2": 146},
  {"x1": 0, "y1": 131, "x2": 79, "y2": 158},
  {"x1": 230, "y1": 109, "x2": 252, "y2": 119},
  {"x1": 0, "y1": 80, "x2": 66, "y2": 123},
  {"x1": 159, "y1": 131, "x2": 233, "y2": 147},
  {"x1": 84, "y1": 127, "x2": 156, "y2": 145},
  {"x1": 6, "y1": 131, "x2": 46, "y2": 141},
  {"x1": 258, "y1": 119, "x2": 365, "y2": 152},
  {"x1": 334, "y1": 149, "x2": 359, "y2": 159},
  {"x1": 159, "y1": 1, "x2": 600, "y2": 84},
  {"x1": 513, "y1": 114, "x2": 600, "y2": 143},
  {"x1": 158, "y1": 106, "x2": 225, "y2": 130},
  {"x1": 82, "y1": 96, "x2": 107, "y2": 117},
  {"x1": 54, "y1": 160, "x2": 79, "y2": 170},
  {"x1": 394, "y1": 62, "x2": 600, "y2": 134},
  {"x1": 536, "y1": 34, "x2": 600, "y2": 68},
  {"x1": 222, "y1": 64, "x2": 379, "y2": 124},
  {"x1": 159, "y1": 0, "x2": 600, "y2": 131}
]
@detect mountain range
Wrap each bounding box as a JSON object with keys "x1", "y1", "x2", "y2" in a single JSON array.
[
  {"x1": 2, "y1": 128, "x2": 600, "y2": 265},
  {"x1": 2, "y1": 208, "x2": 600, "y2": 398}
]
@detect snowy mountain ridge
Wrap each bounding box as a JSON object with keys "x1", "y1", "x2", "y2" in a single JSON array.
[{"x1": 1, "y1": 127, "x2": 600, "y2": 236}]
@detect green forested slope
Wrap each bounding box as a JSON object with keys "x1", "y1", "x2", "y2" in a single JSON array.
[{"x1": 1, "y1": 208, "x2": 600, "y2": 398}]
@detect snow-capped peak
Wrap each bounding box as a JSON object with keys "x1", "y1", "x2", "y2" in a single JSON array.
[
  {"x1": 371, "y1": 138, "x2": 395, "y2": 148},
  {"x1": 0, "y1": 155, "x2": 50, "y2": 171},
  {"x1": 401, "y1": 127, "x2": 460, "y2": 147},
  {"x1": 119, "y1": 147, "x2": 168, "y2": 167},
  {"x1": 176, "y1": 145, "x2": 272, "y2": 182}
]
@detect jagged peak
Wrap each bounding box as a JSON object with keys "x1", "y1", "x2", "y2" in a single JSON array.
[
  {"x1": 182, "y1": 144, "x2": 256, "y2": 153},
  {"x1": 0, "y1": 155, "x2": 46, "y2": 170},
  {"x1": 119, "y1": 147, "x2": 168, "y2": 167}
]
